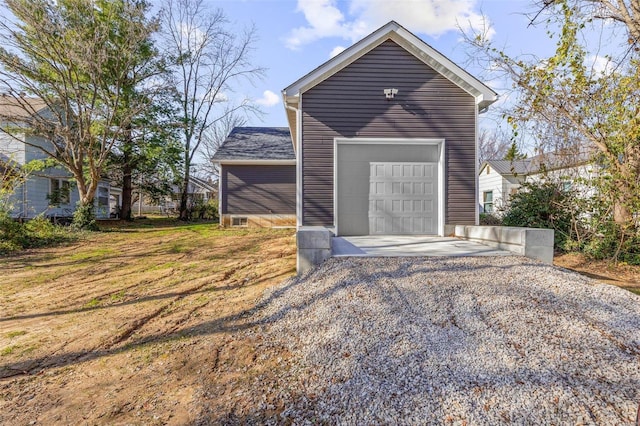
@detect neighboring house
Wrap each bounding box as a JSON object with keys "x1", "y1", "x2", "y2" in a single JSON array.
[
  {"x1": 283, "y1": 21, "x2": 497, "y2": 236},
  {"x1": 213, "y1": 127, "x2": 296, "y2": 227},
  {"x1": 0, "y1": 96, "x2": 114, "y2": 220},
  {"x1": 478, "y1": 149, "x2": 595, "y2": 215},
  {"x1": 478, "y1": 159, "x2": 530, "y2": 214},
  {"x1": 129, "y1": 176, "x2": 217, "y2": 216},
  {"x1": 183, "y1": 175, "x2": 217, "y2": 204}
]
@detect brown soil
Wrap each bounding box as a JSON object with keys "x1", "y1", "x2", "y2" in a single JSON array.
[
  {"x1": 554, "y1": 252, "x2": 640, "y2": 294},
  {"x1": 0, "y1": 219, "x2": 297, "y2": 425},
  {"x1": 3, "y1": 222, "x2": 637, "y2": 425}
]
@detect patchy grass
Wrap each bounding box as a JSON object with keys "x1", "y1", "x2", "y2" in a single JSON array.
[
  {"x1": 0, "y1": 218, "x2": 296, "y2": 425},
  {"x1": 5, "y1": 330, "x2": 26, "y2": 339},
  {"x1": 1, "y1": 345, "x2": 17, "y2": 356}
]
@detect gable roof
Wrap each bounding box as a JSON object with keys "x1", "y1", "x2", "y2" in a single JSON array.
[
  {"x1": 0, "y1": 95, "x2": 48, "y2": 121},
  {"x1": 481, "y1": 149, "x2": 593, "y2": 177},
  {"x1": 482, "y1": 159, "x2": 531, "y2": 176},
  {"x1": 212, "y1": 127, "x2": 295, "y2": 162},
  {"x1": 283, "y1": 21, "x2": 498, "y2": 110},
  {"x1": 188, "y1": 175, "x2": 217, "y2": 193}
]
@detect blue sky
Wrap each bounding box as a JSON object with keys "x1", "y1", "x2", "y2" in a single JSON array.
[{"x1": 208, "y1": 0, "x2": 557, "y2": 129}]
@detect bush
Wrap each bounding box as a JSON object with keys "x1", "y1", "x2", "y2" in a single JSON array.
[
  {"x1": 72, "y1": 203, "x2": 98, "y2": 231},
  {"x1": 501, "y1": 180, "x2": 579, "y2": 250},
  {"x1": 0, "y1": 210, "x2": 27, "y2": 250},
  {"x1": 188, "y1": 198, "x2": 218, "y2": 221},
  {"x1": 582, "y1": 222, "x2": 640, "y2": 265},
  {"x1": 24, "y1": 216, "x2": 72, "y2": 247},
  {"x1": 479, "y1": 213, "x2": 502, "y2": 226},
  {"x1": 0, "y1": 211, "x2": 75, "y2": 255}
]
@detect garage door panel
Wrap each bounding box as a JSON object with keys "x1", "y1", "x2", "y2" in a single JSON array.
[{"x1": 368, "y1": 162, "x2": 438, "y2": 235}]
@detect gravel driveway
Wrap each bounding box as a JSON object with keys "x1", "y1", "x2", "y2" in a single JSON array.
[{"x1": 257, "y1": 256, "x2": 640, "y2": 425}]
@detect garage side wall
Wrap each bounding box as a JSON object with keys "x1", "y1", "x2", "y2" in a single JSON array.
[
  {"x1": 301, "y1": 39, "x2": 476, "y2": 227},
  {"x1": 221, "y1": 165, "x2": 296, "y2": 215}
]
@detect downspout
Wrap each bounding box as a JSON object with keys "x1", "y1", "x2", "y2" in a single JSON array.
[{"x1": 217, "y1": 161, "x2": 223, "y2": 225}]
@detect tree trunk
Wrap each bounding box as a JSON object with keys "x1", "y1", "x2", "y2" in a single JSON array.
[
  {"x1": 179, "y1": 166, "x2": 190, "y2": 221},
  {"x1": 613, "y1": 198, "x2": 632, "y2": 225},
  {"x1": 121, "y1": 163, "x2": 133, "y2": 221},
  {"x1": 179, "y1": 139, "x2": 191, "y2": 221},
  {"x1": 73, "y1": 173, "x2": 98, "y2": 230},
  {"x1": 120, "y1": 126, "x2": 134, "y2": 221}
]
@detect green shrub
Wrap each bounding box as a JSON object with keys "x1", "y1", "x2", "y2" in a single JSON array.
[
  {"x1": 501, "y1": 180, "x2": 579, "y2": 250},
  {"x1": 24, "y1": 216, "x2": 71, "y2": 247},
  {"x1": 72, "y1": 203, "x2": 98, "y2": 231},
  {"x1": 188, "y1": 198, "x2": 218, "y2": 221},
  {"x1": 479, "y1": 213, "x2": 502, "y2": 226},
  {"x1": 0, "y1": 210, "x2": 27, "y2": 251},
  {"x1": 0, "y1": 210, "x2": 75, "y2": 255},
  {"x1": 582, "y1": 222, "x2": 640, "y2": 265}
]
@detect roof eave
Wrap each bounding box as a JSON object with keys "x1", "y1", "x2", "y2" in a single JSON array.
[{"x1": 215, "y1": 159, "x2": 297, "y2": 165}]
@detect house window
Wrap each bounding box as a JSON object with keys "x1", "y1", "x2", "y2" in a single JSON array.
[
  {"x1": 97, "y1": 186, "x2": 109, "y2": 213},
  {"x1": 231, "y1": 216, "x2": 248, "y2": 227},
  {"x1": 486, "y1": 165, "x2": 491, "y2": 175},
  {"x1": 49, "y1": 178, "x2": 71, "y2": 206},
  {"x1": 483, "y1": 191, "x2": 493, "y2": 213}
]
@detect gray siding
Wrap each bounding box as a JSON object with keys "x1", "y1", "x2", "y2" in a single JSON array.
[
  {"x1": 221, "y1": 165, "x2": 296, "y2": 214},
  {"x1": 301, "y1": 39, "x2": 476, "y2": 226}
]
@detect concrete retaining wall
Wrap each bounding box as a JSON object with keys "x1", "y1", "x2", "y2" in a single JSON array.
[
  {"x1": 454, "y1": 225, "x2": 554, "y2": 264},
  {"x1": 297, "y1": 226, "x2": 333, "y2": 274}
]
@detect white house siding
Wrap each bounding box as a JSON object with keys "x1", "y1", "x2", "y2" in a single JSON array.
[
  {"x1": 8, "y1": 173, "x2": 80, "y2": 219},
  {"x1": 0, "y1": 130, "x2": 26, "y2": 164},
  {"x1": 478, "y1": 169, "x2": 506, "y2": 214},
  {"x1": 24, "y1": 135, "x2": 52, "y2": 163},
  {"x1": 526, "y1": 164, "x2": 598, "y2": 199}
]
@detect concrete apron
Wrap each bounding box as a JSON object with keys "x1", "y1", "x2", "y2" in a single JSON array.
[{"x1": 332, "y1": 236, "x2": 513, "y2": 257}]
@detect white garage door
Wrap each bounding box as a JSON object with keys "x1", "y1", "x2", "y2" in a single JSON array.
[{"x1": 368, "y1": 162, "x2": 438, "y2": 235}]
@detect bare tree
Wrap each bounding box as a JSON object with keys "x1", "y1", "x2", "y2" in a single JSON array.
[
  {"x1": 478, "y1": 128, "x2": 514, "y2": 166},
  {"x1": 198, "y1": 113, "x2": 246, "y2": 179},
  {"x1": 161, "y1": 0, "x2": 264, "y2": 219},
  {"x1": 0, "y1": 0, "x2": 160, "y2": 228}
]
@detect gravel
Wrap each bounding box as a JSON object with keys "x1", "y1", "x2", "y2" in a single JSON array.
[{"x1": 256, "y1": 256, "x2": 640, "y2": 425}]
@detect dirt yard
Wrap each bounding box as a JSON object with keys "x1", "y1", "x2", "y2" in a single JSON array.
[
  {"x1": 0, "y1": 219, "x2": 296, "y2": 425},
  {"x1": 2, "y1": 220, "x2": 638, "y2": 425},
  {"x1": 555, "y1": 252, "x2": 640, "y2": 295}
]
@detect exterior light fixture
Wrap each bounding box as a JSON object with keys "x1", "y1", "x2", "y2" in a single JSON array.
[{"x1": 383, "y1": 88, "x2": 398, "y2": 99}]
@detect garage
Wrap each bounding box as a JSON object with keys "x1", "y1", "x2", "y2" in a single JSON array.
[{"x1": 335, "y1": 140, "x2": 444, "y2": 236}]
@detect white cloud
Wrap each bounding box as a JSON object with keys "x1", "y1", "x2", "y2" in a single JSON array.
[
  {"x1": 587, "y1": 55, "x2": 614, "y2": 75},
  {"x1": 285, "y1": 0, "x2": 493, "y2": 51},
  {"x1": 285, "y1": 0, "x2": 371, "y2": 50},
  {"x1": 350, "y1": 0, "x2": 494, "y2": 39},
  {"x1": 329, "y1": 45, "x2": 346, "y2": 58},
  {"x1": 256, "y1": 90, "x2": 280, "y2": 107}
]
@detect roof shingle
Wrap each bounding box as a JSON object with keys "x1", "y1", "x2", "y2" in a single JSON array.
[{"x1": 212, "y1": 127, "x2": 294, "y2": 161}]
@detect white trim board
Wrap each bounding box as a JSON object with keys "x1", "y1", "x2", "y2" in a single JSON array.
[
  {"x1": 217, "y1": 160, "x2": 296, "y2": 165},
  {"x1": 333, "y1": 137, "x2": 446, "y2": 237}
]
